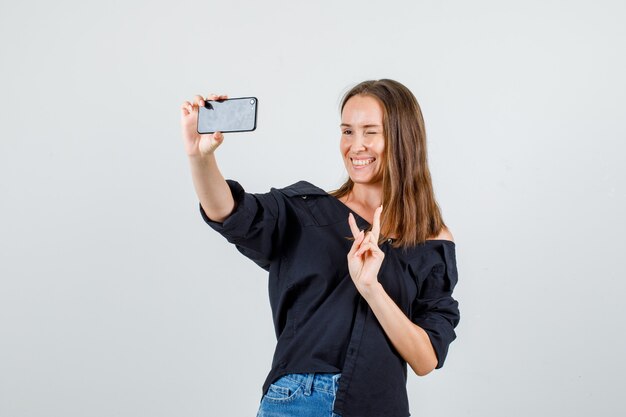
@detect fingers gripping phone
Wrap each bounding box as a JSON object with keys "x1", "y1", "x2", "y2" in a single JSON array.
[{"x1": 197, "y1": 97, "x2": 258, "y2": 134}]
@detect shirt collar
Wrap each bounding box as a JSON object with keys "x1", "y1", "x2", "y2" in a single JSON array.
[{"x1": 276, "y1": 181, "x2": 328, "y2": 197}]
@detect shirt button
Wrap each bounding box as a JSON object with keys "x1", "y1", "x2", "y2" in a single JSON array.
[{"x1": 302, "y1": 195, "x2": 307, "y2": 200}]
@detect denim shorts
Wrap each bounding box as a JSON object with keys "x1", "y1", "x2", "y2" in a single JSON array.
[{"x1": 256, "y1": 372, "x2": 342, "y2": 417}]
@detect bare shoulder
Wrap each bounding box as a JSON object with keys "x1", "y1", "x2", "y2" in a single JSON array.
[{"x1": 428, "y1": 226, "x2": 454, "y2": 242}]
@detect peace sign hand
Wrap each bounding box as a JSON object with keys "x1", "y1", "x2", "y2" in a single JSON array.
[{"x1": 347, "y1": 206, "x2": 385, "y2": 298}]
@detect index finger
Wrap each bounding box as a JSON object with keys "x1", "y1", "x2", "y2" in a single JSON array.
[
  {"x1": 348, "y1": 213, "x2": 360, "y2": 239},
  {"x1": 206, "y1": 93, "x2": 229, "y2": 101},
  {"x1": 193, "y1": 95, "x2": 206, "y2": 107},
  {"x1": 371, "y1": 205, "x2": 383, "y2": 241}
]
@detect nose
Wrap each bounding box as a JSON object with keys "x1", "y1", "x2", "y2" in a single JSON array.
[{"x1": 349, "y1": 132, "x2": 368, "y2": 153}]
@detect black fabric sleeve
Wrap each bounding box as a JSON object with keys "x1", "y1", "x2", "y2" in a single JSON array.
[
  {"x1": 199, "y1": 179, "x2": 284, "y2": 271},
  {"x1": 410, "y1": 243, "x2": 460, "y2": 369}
]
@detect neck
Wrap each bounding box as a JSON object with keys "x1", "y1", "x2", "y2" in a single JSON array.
[{"x1": 346, "y1": 182, "x2": 383, "y2": 211}]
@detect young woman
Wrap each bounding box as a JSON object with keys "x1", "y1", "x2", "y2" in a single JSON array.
[{"x1": 180, "y1": 79, "x2": 460, "y2": 417}]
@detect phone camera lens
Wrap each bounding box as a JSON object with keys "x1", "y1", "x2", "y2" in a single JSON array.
[{"x1": 250, "y1": 99, "x2": 255, "y2": 105}]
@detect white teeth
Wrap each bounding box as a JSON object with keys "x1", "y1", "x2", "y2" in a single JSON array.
[{"x1": 352, "y1": 158, "x2": 374, "y2": 166}]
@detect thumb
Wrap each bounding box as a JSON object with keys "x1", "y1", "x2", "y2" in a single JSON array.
[
  {"x1": 213, "y1": 131, "x2": 224, "y2": 145},
  {"x1": 200, "y1": 131, "x2": 225, "y2": 155}
]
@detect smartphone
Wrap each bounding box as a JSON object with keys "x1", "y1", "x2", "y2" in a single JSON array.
[{"x1": 197, "y1": 97, "x2": 258, "y2": 134}]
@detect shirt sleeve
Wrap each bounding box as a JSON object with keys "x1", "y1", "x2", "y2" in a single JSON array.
[
  {"x1": 199, "y1": 179, "x2": 285, "y2": 271},
  {"x1": 410, "y1": 242, "x2": 460, "y2": 369}
]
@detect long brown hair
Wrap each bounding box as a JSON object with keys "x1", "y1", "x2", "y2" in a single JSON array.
[{"x1": 331, "y1": 79, "x2": 446, "y2": 248}]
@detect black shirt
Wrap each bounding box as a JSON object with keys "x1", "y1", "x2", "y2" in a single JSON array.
[{"x1": 200, "y1": 180, "x2": 460, "y2": 417}]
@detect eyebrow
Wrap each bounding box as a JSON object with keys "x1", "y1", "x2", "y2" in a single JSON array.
[{"x1": 340, "y1": 123, "x2": 382, "y2": 128}]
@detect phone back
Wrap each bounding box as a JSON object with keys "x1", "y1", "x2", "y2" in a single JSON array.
[{"x1": 197, "y1": 97, "x2": 258, "y2": 134}]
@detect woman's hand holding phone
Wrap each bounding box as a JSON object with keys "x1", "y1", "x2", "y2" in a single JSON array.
[{"x1": 180, "y1": 93, "x2": 228, "y2": 158}]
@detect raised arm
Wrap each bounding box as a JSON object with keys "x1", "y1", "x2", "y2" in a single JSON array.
[
  {"x1": 347, "y1": 211, "x2": 459, "y2": 376},
  {"x1": 180, "y1": 93, "x2": 234, "y2": 222}
]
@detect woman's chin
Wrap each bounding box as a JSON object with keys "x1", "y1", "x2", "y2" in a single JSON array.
[{"x1": 348, "y1": 174, "x2": 382, "y2": 186}]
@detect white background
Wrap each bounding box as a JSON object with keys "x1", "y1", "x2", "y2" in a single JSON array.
[{"x1": 1, "y1": 1, "x2": 625, "y2": 416}]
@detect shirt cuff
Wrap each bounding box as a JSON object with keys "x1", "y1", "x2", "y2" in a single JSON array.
[
  {"x1": 413, "y1": 303, "x2": 459, "y2": 368},
  {"x1": 199, "y1": 179, "x2": 254, "y2": 237}
]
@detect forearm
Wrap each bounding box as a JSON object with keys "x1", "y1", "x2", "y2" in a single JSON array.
[
  {"x1": 362, "y1": 283, "x2": 438, "y2": 376},
  {"x1": 188, "y1": 154, "x2": 235, "y2": 223}
]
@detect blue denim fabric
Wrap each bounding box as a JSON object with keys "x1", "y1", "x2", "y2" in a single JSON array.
[{"x1": 256, "y1": 373, "x2": 342, "y2": 417}]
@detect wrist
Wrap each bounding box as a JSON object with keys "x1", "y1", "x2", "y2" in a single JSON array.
[
  {"x1": 188, "y1": 152, "x2": 216, "y2": 165},
  {"x1": 360, "y1": 281, "x2": 385, "y2": 302}
]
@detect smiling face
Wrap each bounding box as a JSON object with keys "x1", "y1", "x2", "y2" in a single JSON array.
[{"x1": 340, "y1": 94, "x2": 386, "y2": 186}]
